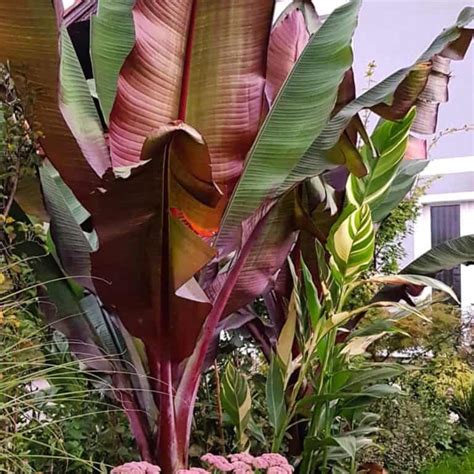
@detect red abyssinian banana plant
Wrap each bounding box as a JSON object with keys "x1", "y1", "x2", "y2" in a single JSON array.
[{"x1": 0, "y1": 0, "x2": 472, "y2": 470}]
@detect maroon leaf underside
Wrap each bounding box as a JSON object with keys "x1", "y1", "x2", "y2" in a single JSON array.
[
  {"x1": 90, "y1": 124, "x2": 219, "y2": 365},
  {"x1": 207, "y1": 192, "x2": 298, "y2": 319},
  {"x1": 264, "y1": 8, "x2": 310, "y2": 107},
  {"x1": 183, "y1": 0, "x2": 274, "y2": 188},
  {"x1": 108, "y1": 0, "x2": 274, "y2": 193}
]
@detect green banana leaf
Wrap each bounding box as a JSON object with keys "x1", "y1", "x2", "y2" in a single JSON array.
[{"x1": 402, "y1": 234, "x2": 474, "y2": 275}]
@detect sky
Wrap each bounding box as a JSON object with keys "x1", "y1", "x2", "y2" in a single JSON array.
[
  {"x1": 61, "y1": 1, "x2": 348, "y2": 15},
  {"x1": 275, "y1": 0, "x2": 348, "y2": 17},
  {"x1": 352, "y1": 0, "x2": 473, "y2": 159}
]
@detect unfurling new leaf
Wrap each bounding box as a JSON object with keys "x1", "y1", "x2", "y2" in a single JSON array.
[{"x1": 328, "y1": 204, "x2": 375, "y2": 283}]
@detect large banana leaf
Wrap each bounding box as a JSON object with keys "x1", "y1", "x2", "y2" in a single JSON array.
[
  {"x1": 90, "y1": 124, "x2": 219, "y2": 361},
  {"x1": 265, "y1": 6, "x2": 312, "y2": 106},
  {"x1": 281, "y1": 8, "x2": 473, "y2": 190},
  {"x1": 90, "y1": 0, "x2": 135, "y2": 124},
  {"x1": 106, "y1": 0, "x2": 275, "y2": 190},
  {"x1": 59, "y1": 28, "x2": 110, "y2": 177},
  {"x1": 218, "y1": 0, "x2": 362, "y2": 245},
  {"x1": 402, "y1": 235, "x2": 474, "y2": 276},
  {"x1": 182, "y1": 1, "x2": 275, "y2": 187},
  {"x1": 219, "y1": 5, "x2": 473, "y2": 245},
  {"x1": 0, "y1": 0, "x2": 100, "y2": 204},
  {"x1": 39, "y1": 160, "x2": 98, "y2": 291}
]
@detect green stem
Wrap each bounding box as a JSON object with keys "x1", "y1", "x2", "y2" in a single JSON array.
[{"x1": 301, "y1": 284, "x2": 349, "y2": 473}]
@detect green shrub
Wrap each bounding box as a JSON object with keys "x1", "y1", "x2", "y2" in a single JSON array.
[
  {"x1": 365, "y1": 393, "x2": 453, "y2": 473},
  {"x1": 422, "y1": 447, "x2": 474, "y2": 474},
  {"x1": 452, "y1": 382, "x2": 474, "y2": 430},
  {"x1": 361, "y1": 352, "x2": 474, "y2": 473},
  {"x1": 412, "y1": 352, "x2": 474, "y2": 400}
]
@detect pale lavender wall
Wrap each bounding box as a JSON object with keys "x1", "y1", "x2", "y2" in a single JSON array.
[{"x1": 352, "y1": 0, "x2": 474, "y2": 159}]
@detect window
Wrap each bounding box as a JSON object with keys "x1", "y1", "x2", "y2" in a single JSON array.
[{"x1": 430, "y1": 204, "x2": 461, "y2": 298}]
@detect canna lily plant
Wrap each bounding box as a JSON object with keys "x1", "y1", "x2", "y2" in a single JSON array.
[{"x1": 0, "y1": 0, "x2": 473, "y2": 471}]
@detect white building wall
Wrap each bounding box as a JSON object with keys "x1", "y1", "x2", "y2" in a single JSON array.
[{"x1": 407, "y1": 157, "x2": 474, "y2": 313}]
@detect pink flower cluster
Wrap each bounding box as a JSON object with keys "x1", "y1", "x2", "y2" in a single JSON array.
[
  {"x1": 111, "y1": 453, "x2": 293, "y2": 474},
  {"x1": 201, "y1": 453, "x2": 293, "y2": 473},
  {"x1": 111, "y1": 462, "x2": 161, "y2": 474}
]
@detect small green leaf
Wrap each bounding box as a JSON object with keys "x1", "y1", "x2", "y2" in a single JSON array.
[
  {"x1": 341, "y1": 334, "x2": 387, "y2": 357},
  {"x1": 334, "y1": 435, "x2": 357, "y2": 459},
  {"x1": 362, "y1": 383, "x2": 403, "y2": 397},
  {"x1": 220, "y1": 363, "x2": 252, "y2": 450},
  {"x1": 343, "y1": 365, "x2": 405, "y2": 389},
  {"x1": 301, "y1": 258, "x2": 321, "y2": 328},
  {"x1": 276, "y1": 290, "x2": 298, "y2": 369},
  {"x1": 266, "y1": 356, "x2": 287, "y2": 436}
]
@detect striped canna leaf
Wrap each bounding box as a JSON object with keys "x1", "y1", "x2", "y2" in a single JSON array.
[
  {"x1": 346, "y1": 108, "x2": 416, "y2": 210},
  {"x1": 328, "y1": 204, "x2": 375, "y2": 283},
  {"x1": 371, "y1": 159, "x2": 428, "y2": 223},
  {"x1": 220, "y1": 362, "x2": 252, "y2": 450}
]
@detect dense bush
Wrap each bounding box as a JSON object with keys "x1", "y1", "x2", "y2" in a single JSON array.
[
  {"x1": 360, "y1": 350, "x2": 474, "y2": 473},
  {"x1": 363, "y1": 382, "x2": 454, "y2": 472},
  {"x1": 378, "y1": 303, "x2": 462, "y2": 356}
]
